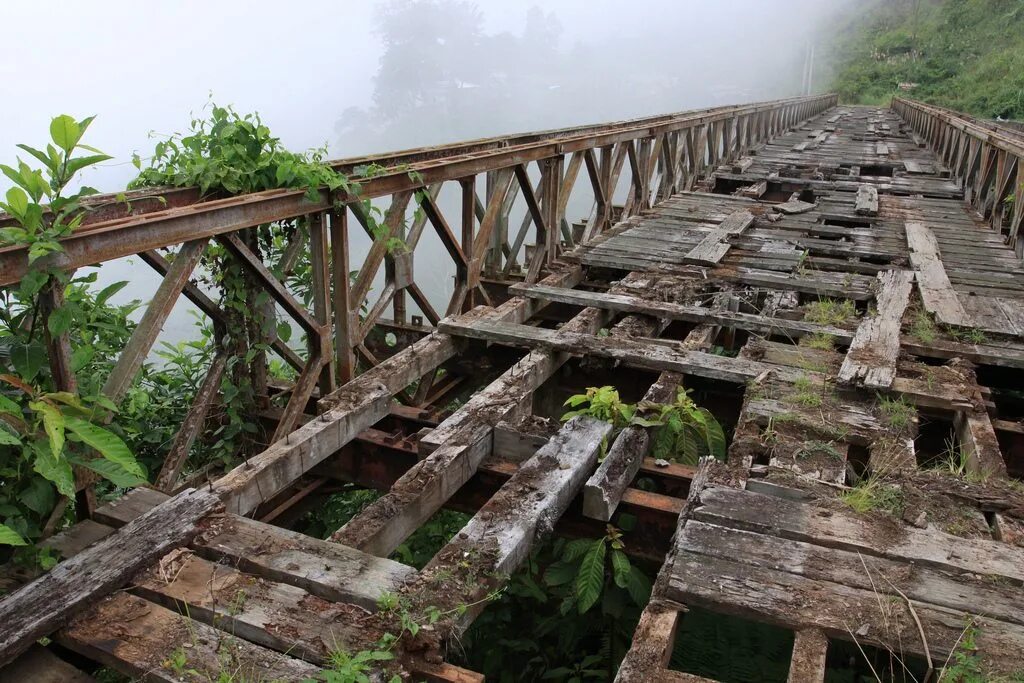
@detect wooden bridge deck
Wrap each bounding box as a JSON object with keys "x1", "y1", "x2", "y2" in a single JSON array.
[{"x1": 4, "y1": 98, "x2": 1024, "y2": 681}]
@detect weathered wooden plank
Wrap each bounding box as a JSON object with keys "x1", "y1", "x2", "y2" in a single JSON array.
[
  {"x1": 94, "y1": 488, "x2": 416, "y2": 612},
  {"x1": 854, "y1": 184, "x2": 878, "y2": 216},
  {"x1": 438, "y1": 317, "x2": 814, "y2": 385},
  {"x1": 677, "y1": 520, "x2": 1024, "y2": 626},
  {"x1": 131, "y1": 550, "x2": 366, "y2": 661},
  {"x1": 838, "y1": 269, "x2": 913, "y2": 388},
  {"x1": 905, "y1": 221, "x2": 973, "y2": 327},
  {"x1": 681, "y1": 210, "x2": 754, "y2": 266},
  {"x1": 956, "y1": 408, "x2": 1008, "y2": 479},
  {"x1": 584, "y1": 372, "x2": 682, "y2": 521},
  {"x1": 213, "y1": 329, "x2": 458, "y2": 515},
  {"x1": 507, "y1": 283, "x2": 851, "y2": 341},
  {"x1": 787, "y1": 629, "x2": 827, "y2": 683},
  {"x1": 58, "y1": 593, "x2": 321, "y2": 682},
  {"x1": 614, "y1": 602, "x2": 682, "y2": 683},
  {"x1": 0, "y1": 489, "x2": 221, "y2": 666},
  {"x1": 666, "y1": 550, "x2": 1024, "y2": 672},
  {"x1": 693, "y1": 487, "x2": 1024, "y2": 582},
  {"x1": 436, "y1": 417, "x2": 611, "y2": 577}
]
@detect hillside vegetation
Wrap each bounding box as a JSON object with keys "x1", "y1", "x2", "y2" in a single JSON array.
[{"x1": 827, "y1": 0, "x2": 1024, "y2": 119}]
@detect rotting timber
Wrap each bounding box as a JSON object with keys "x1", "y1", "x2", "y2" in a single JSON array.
[{"x1": 4, "y1": 92, "x2": 1024, "y2": 681}]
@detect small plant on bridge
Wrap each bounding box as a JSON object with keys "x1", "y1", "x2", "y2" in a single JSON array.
[{"x1": 562, "y1": 385, "x2": 727, "y2": 466}]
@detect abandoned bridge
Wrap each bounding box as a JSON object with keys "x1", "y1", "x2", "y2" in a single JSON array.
[{"x1": 2, "y1": 92, "x2": 1024, "y2": 681}]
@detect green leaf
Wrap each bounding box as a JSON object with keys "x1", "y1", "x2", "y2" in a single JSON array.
[
  {"x1": 0, "y1": 395, "x2": 22, "y2": 417},
  {"x1": 611, "y1": 549, "x2": 631, "y2": 588},
  {"x1": 15, "y1": 144, "x2": 58, "y2": 174},
  {"x1": 0, "y1": 423, "x2": 21, "y2": 446},
  {"x1": 29, "y1": 400, "x2": 65, "y2": 458},
  {"x1": 625, "y1": 565, "x2": 652, "y2": 606},
  {"x1": 33, "y1": 449, "x2": 75, "y2": 497},
  {"x1": 19, "y1": 477, "x2": 55, "y2": 516},
  {"x1": 95, "y1": 281, "x2": 128, "y2": 306},
  {"x1": 5, "y1": 187, "x2": 28, "y2": 218},
  {"x1": 47, "y1": 305, "x2": 74, "y2": 336},
  {"x1": 65, "y1": 154, "x2": 113, "y2": 177},
  {"x1": 276, "y1": 321, "x2": 292, "y2": 343},
  {"x1": 575, "y1": 539, "x2": 606, "y2": 614},
  {"x1": 562, "y1": 538, "x2": 595, "y2": 562},
  {"x1": 65, "y1": 417, "x2": 144, "y2": 479},
  {"x1": 50, "y1": 115, "x2": 81, "y2": 153},
  {"x1": 75, "y1": 456, "x2": 147, "y2": 489},
  {"x1": 543, "y1": 560, "x2": 577, "y2": 587},
  {"x1": 0, "y1": 524, "x2": 27, "y2": 547},
  {"x1": 70, "y1": 345, "x2": 95, "y2": 373}
]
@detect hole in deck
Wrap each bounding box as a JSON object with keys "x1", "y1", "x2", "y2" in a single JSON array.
[
  {"x1": 859, "y1": 165, "x2": 894, "y2": 177},
  {"x1": 824, "y1": 637, "x2": 929, "y2": 682},
  {"x1": 668, "y1": 606, "x2": 794, "y2": 682},
  {"x1": 913, "y1": 412, "x2": 957, "y2": 469}
]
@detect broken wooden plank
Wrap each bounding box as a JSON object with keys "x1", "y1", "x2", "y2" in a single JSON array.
[
  {"x1": 905, "y1": 221, "x2": 973, "y2": 327},
  {"x1": 0, "y1": 488, "x2": 221, "y2": 666},
  {"x1": 956, "y1": 409, "x2": 1008, "y2": 479},
  {"x1": 739, "y1": 179, "x2": 767, "y2": 198},
  {"x1": 614, "y1": 602, "x2": 682, "y2": 683},
  {"x1": 94, "y1": 488, "x2": 417, "y2": 612},
  {"x1": 58, "y1": 593, "x2": 321, "y2": 682},
  {"x1": 212, "y1": 329, "x2": 457, "y2": 515},
  {"x1": 507, "y1": 283, "x2": 851, "y2": 342},
  {"x1": 839, "y1": 269, "x2": 913, "y2": 388},
  {"x1": 681, "y1": 209, "x2": 754, "y2": 266},
  {"x1": 854, "y1": 184, "x2": 878, "y2": 216},
  {"x1": 584, "y1": 372, "x2": 682, "y2": 521}
]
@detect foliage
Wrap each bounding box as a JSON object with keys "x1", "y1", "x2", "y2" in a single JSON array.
[
  {"x1": 840, "y1": 475, "x2": 905, "y2": 515},
  {"x1": 562, "y1": 386, "x2": 727, "y2": 466},
  {"x1": 827, "y1": 0, "x2": 1024, "y2": 119},
  {"x1": 562, "y1": 386, "x2": 634, "y2": 430},
  {"x1": 803, "y1": 298, "x2": 856, "y2": 326},
  {"x1": 315, "y1": 647, "x2": 399, "y2": 683},
  {"x1": 459, "y1": 520, "x2": 654, "y2": 681},
  {"x1": 635, "y1": 388, "x2": 727, "y2": 466},
  {"x1": 876, "y1": 394, "x2": 917, "y2": 430},
  {"x1": 0, "y1": 117, "x2": 148, "y2": 548},
  {"x1": 911, "y1": 310, "x2": 938, "y2": 344},
  {"x1": 798, "y1": 333, "x2": 835, "y2": 352}
]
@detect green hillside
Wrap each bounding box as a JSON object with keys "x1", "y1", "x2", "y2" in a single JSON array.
[{"x1": 827, "y1": 0, "x2": 1024, "y2": 119}]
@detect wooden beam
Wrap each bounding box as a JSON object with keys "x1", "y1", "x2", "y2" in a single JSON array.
[
  {"x1": 838, "y1": 270, "x2": 913, "y2": 389},
  {"x1": 681, "y1": 210, "x2": 754, "y2": 266},
  {"x1": 0, "y1": 488, "x2": 220, "y2": 666},
  {"x1": 905, "y1": 221, "x2": 972, "y2": 327},
  {"x1": 154, "y1": 350, "x2": 228, "y2": 492},
  {"x1": 854, "y1": 184, "x2": 879, "y2": 216},
  {"x1": 102, "y1": 238, "x2": 208, "y2": 402}
]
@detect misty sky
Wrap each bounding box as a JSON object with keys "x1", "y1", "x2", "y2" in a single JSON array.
[{"x1": 1, "y1": 0, "x2": 853, "y2": 195}]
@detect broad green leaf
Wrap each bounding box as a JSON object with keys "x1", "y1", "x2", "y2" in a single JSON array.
[
  {"x1": 95, "y1": 280, "x2": 128, "y2": 306},
  {"x1": 5, "y1": 187, "x2": 28, "y2": 218},
  {"x1": 70, "y1": 345, "x2": 95, "y2": 373},
  {"x1": 29, "y1": 400, "x2": 65, "y2": 458},
  {"x1": 75, "y1": 457, "x2": 147, "y2": 489},
  {"x1": 15, "y1": 144, "x2": 57, "y2": 173},
  {"x1": 47, "y1": 305, "x2": 74, "y2": 336},
  {"x1": 50, "y1": 115, "x2": 81, "y2": 153},
  {"x1": 33, "y1": 449, "x2": 74, "y2": 497},
  {"x1": 0, "y1": 395, "x2": 21, "y2": 417},
  {"x1": 19, "y1": 477, "x2": 54, "y2": 516},
  {"x1": 562, "y1": 537, "x2": 595, "y2": 562},
  {"x1": 543, "y1": 560, "x2": 577, "y2": 587},
  {"x1": 0, "y1": 424, "x2": 21, "y2": 446},
  {"x1": 65, "y1": 154, "x2": 113, "y2": 176},
  {"x1": 276, "y1": 321, "x2": 292, "y2": 343},
  {"x1": 575, "y1": 539, "x2": 606, "y2": 614},
  {"x1": 0, "y1": 524, "x2": 27, "y2": 547},
  {"x1": 19, "y1": 270, "x2": 49, "y2": 298},
  {"x1": 611, "y1": 549, "x2": 631, "y2": 588},
  {"x1": 65, "y1": 416, "x2": 144, "y2": 478},
  {"x1": 0, "y1": 227, "x2": 30, "y2": 244}
]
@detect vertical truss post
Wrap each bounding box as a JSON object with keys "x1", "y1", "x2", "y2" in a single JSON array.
[
  {"x1": 330, "y1": 207, "x2": 355, "y2": 385},
  {"x1": 309, "y1": 211, "x2": 335, "y2": 396},
  {"x1": 461, "y1": 176, "x2": 476, "y2": 312},
  {"x1": 542, "y1": 155, "x2": 564, "y2": 266}
]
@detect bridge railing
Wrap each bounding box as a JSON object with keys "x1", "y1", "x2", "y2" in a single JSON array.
[
  {"x1": 0, "y1": 93, "x2": 836, "y2": 495},
  {"x1": 892, "y1": 97, "x2": 1024, "y2": 256}
]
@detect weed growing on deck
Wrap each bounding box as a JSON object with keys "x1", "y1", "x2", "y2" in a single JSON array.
[
  {"x1": 799, "y1": 333, "x2": 836, "y2": 351},
  {"x1": 804, "y1": 298, "x2": 856, "y2": 326},
  {"x1": 840, "y1": 476, "x2": 904, "y2": 515},
  {"x1": 910, "y1": 311, "x2": 938, "y2": 344},
  {"x1": 876, "y1": 395, "x2": 917, "y2": 430}
]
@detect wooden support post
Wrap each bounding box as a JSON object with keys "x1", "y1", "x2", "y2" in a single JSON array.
[
  {"x1": 462, "y1": 176, "x2": 476, "y2": 311},
  {"x1": 330, "y1": 207, "x2": 355, "y2": 384},
  {"x1": 309, "y1": 212, "x2": 335, "y2": 395}
]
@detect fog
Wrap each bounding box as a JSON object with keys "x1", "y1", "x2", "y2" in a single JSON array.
[{"x1": 1, "y1": 0, "x2": 855, "y2": 343}]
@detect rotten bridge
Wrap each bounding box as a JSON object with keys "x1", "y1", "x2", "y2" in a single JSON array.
[{"x1": 3, "y1": 92, "x2": 1024, "y2": 681}]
